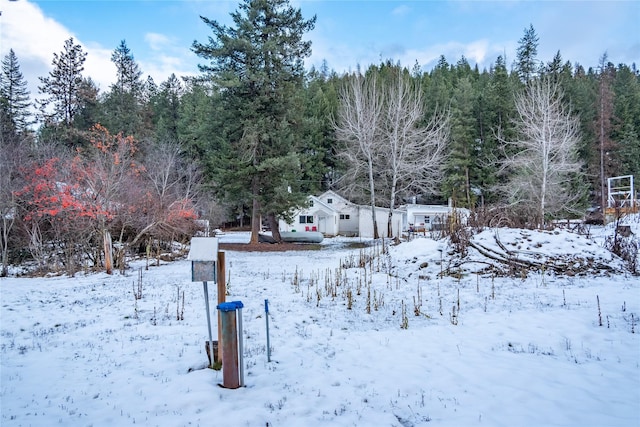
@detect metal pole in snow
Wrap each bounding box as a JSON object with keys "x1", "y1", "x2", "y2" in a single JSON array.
[
  {"x1": 237, "y1": 306, "x2": 244, "y2": 387},
  {"x1": 265, "y1": 299, "x2": 271, "y2": 362},
  {"x1": 203, "y1": 281, "x2": 214, "y2": 368}
]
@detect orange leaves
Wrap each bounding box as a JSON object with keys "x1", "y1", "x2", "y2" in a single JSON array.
[
  {"x1": 17, "y1": 127, "x2": 201, "y2": 254},
  {"x1": 89, "y1": 124, "x2": 138, "y2": 160},
  {"x1": 16, "y1": 157, "x2": 114, "y2": 225},
  {"x1": 167, "y1": 199, "x2": 198, "y2": 223}
]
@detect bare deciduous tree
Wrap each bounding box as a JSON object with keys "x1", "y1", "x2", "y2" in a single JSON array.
[
  {"x1": 499, "y1": 77, "x2": 583, "y2": 227},
  {"x1": 383, "y1": 68, "x2": 449, "y2": 237},
  {"x1": 336, "y1": 68, "x2": 450, "y2": 239},
  {"x1": 81, "y1": 124, "x2": 142, "y2": 274},
  {"x1": 145, "y1": 142, "x2": 183, "y2": 206},
  {"x1": 0, "y1": 137, "x2": 21, "y2": 276},
  {"x1": 133, "y1": 141, "x2": 202, "y2": 246},
  {"x1": 335, "y1": 71, "x2": 384, "y2": 239}
]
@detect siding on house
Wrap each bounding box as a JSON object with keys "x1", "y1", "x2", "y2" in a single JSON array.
[
  {"x1": 279, "y1": 191, "x2": 464, "y2": 238},
  {"x1": 279, "y1": 191, "x2": 402, "y2": 238},
  {"x1": 403, "y1": 204, "x2": 470, "y2": 232},
  {"x1": 280, "y1": 196, "x2": 339, "y2": 235},
  {"x1": 358, "y1": 205, "x2": 403, "y2": 238},
  {"x1": 336, "y1": 205, "x2": 359, "y2": 236}
]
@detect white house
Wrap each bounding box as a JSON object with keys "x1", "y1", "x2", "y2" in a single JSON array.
[
  {"x1": 279, "y1": 190, "x2": 404, "y2": 238},
  {"x1": 359, "y1": 203, "x2": 404, "y2": 238},
  {"x1": 277, "y1": 191, "x2": 342, "y2": 235},
  {"x1": 402, "y1": 203, "x2": 470, "y2": 233}
]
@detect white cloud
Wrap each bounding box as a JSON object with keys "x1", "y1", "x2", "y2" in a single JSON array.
[
  {"x1": 307, "y1": 35, "x2": 378, "y2": 75},
  {"x1": 308, "y1": 33, "x2": 513, "y2": 76},
  {"x1": 145, "y1": 32, "x2": 172, "y2": 52},
  {"x1": 401, "y1": 39, "x2": 517, "y2": 72},
  {"x1": 1, "y1": 0, "x2": 115, "y2": 99},
  {"x1": 463, "y1": 40, "x2": 489, "y2": 65},
  {"x1": 0, "y1": 1, "x2": 200, "y2": 107},
  {"x1": 142, "y1": 53, "x2": 198, "y2": 84},
  {"x1": 82, "y1": 44, "x2": 116, "y2": 92},
  {"x1": 1, "y1": 0, "x2": 72, "y2": 98},
  {"x1": 141, "y1": 32, "x2": 199, "y2": 84},
  {"x1": 532, "y1": 2, "x2": 640, "y2": 67},
  {"x1": 391, "y1": 5, "x2": 411, "y2": 17}
]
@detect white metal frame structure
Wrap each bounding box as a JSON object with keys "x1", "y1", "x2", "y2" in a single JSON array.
[{"x1": 607, "y1": 175, "x2": 635, "y2": 208}]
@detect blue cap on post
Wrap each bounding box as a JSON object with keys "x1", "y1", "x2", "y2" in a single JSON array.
[{"x1": 217, "y1": 301, "x2": 244, "y2": 311}]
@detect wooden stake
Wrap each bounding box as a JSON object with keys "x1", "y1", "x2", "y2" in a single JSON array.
[
  {"x1": 217, "y1": 251, "x2": 226, "y2": 363},
  {"x1": 103, "y1": 230, "x2": 113, "y2": 275}
]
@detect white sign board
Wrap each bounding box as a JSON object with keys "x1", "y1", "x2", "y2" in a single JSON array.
[
  {"x1": 188, "y1": 237, "x2": 219, "y2": 282},
  {"x1": 188, "y1": 237, "x2": 219, "y2": 261}
]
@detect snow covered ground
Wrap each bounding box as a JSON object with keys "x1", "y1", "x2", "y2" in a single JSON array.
[{"x1": 1, "y1": 219, "x2": 639, "y2": 426}]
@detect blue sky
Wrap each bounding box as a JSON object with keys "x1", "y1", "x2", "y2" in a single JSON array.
[{"x1": 1, "y1": 0, "x2": 638, "y2": 100}]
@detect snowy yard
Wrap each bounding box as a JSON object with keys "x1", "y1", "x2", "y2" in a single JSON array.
[{"x1": 1, "y1": 223, "x2": 639, "y2": 426}]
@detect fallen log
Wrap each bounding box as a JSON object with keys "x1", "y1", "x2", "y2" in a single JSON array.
[{"x1": 469, "y1": 238, "x2": 619, "y2": 276}]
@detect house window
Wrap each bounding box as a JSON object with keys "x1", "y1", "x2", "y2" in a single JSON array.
[
  {"x1": 300, "y1": 215, "x2": 314, "y2": 224},
  {"x1": 425, "y1": 217, "x2": 431, "y2": 224},
  {"x1": 339, "y1": 214, "x2": 350, "y2": 220},
  {"x1": 309, "y1": 200, "x2": 314, "y2": 207},
  {"x1": 327, "y1": 198, "x2": 333, "y2": 204}
]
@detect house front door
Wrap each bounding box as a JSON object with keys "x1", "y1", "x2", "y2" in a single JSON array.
[{"x1": 318, "y1": 216, "x2": 326, "y2": 234}]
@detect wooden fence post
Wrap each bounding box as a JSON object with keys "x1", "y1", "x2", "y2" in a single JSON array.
[{"x1": 217, "y1": 251, "x2": 226, "y2": 363}]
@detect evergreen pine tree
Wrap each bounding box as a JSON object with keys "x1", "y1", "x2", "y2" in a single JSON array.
[
  {"x1": 178, "y1": 80, "x2": 221, "y2": 162},
  {"x1": 140, "y1": 76, "x2": 158, "y2": 138},
  {"x1": 611, "y1": 64, "x2": 640, "y2": 183},
  {"x1": 153, "y1": 74, "x2": 183, "y2": 144},
  {"x1": 595, "y1": 54, "x2": 616, "y2": 212},
  {"x1": 0, "y1": 49, "x2": 32, "y2": 135},
  {"x1": 561, "y1": 63, "x2": 597, "y2": 210},
  {"x1": 515, "y1": 24, "x2": 540, "y2": 83},
  {"x1": 444, "y1": 76, "x2": 478, "y2": 208},
  {"x1": 38, "y1": 37, "x2": 87, "y2": 127},
  {"x1": 480, "y1": 55, "x2": 517, "y2": 204},
  {"x1": 103, "y1": 40, "x2": 144, "y2": 136},
  {"x1": 425, "y1": 55, "x2": 453, "y2": 117},
  {"x1": 193, "y1": 0, "x2": 316, "y2": 243},
  {"x1": 299, "y1": 67, "x2": 339, "y2": 194},
  {"x1": 72, "y1": 77, "x2": 102, "y2": 133}
]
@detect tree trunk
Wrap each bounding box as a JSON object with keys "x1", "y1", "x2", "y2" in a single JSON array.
[
  {"x1": 1, "y1": 215, "x2": 13, "y2": 277},
  {"x1": 129, "y1": 222, "x2": 157, "y2": 249},
  {"x1": 249, "y1": 177, "x2": 260, "y2": 245},
  {"x1": 267, "y1": 213, "x2": 281, "y2": 242},
  {"x1": 539, "y1": 142, "x2": 548, "y2": 228},
  {"x1": 465, "y1": 165, "x2": 471, "y2": 208},
  {"x1": 387, "y1": 176, "x2": 399, "y2": 238},
  {"x1": 368, "y1": 160, "x2": 379, "y2": 239},
  {"x1": 103, "y1": 230, "x2": 113, "y2": 275},
  {"x1": 115, "y1": 225, "x2": 127, "y2": 272}
]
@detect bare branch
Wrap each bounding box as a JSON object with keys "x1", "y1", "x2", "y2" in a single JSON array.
[{"x1": 498, "y1": 77, "x2": 583, "y2": 226}]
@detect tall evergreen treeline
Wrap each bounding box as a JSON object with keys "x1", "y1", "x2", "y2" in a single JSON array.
[{"x1": 1, "y1": 0, "x2": 638, "y2": 273}]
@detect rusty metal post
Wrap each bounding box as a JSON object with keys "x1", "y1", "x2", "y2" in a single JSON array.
[
  {"x1": 237, "y1": 304, "x2": 244, "y2": 387},
  {"x1": 216, "y1": 251, "x2": 226, "y2": 364},
  {"x1": 218, "y1": 302, "x2": 241, "y2": 389},
  {"x1": 265, "y1": 299, "x2": 271, "y2": 362},
  {"x1": 202, "y1": 281, "x2": 214, "y2": 368}
]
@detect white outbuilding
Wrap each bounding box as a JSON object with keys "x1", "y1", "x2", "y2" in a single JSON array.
[{"x1": 280, "y1": 190, "x2": 461, "y2": 239}]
